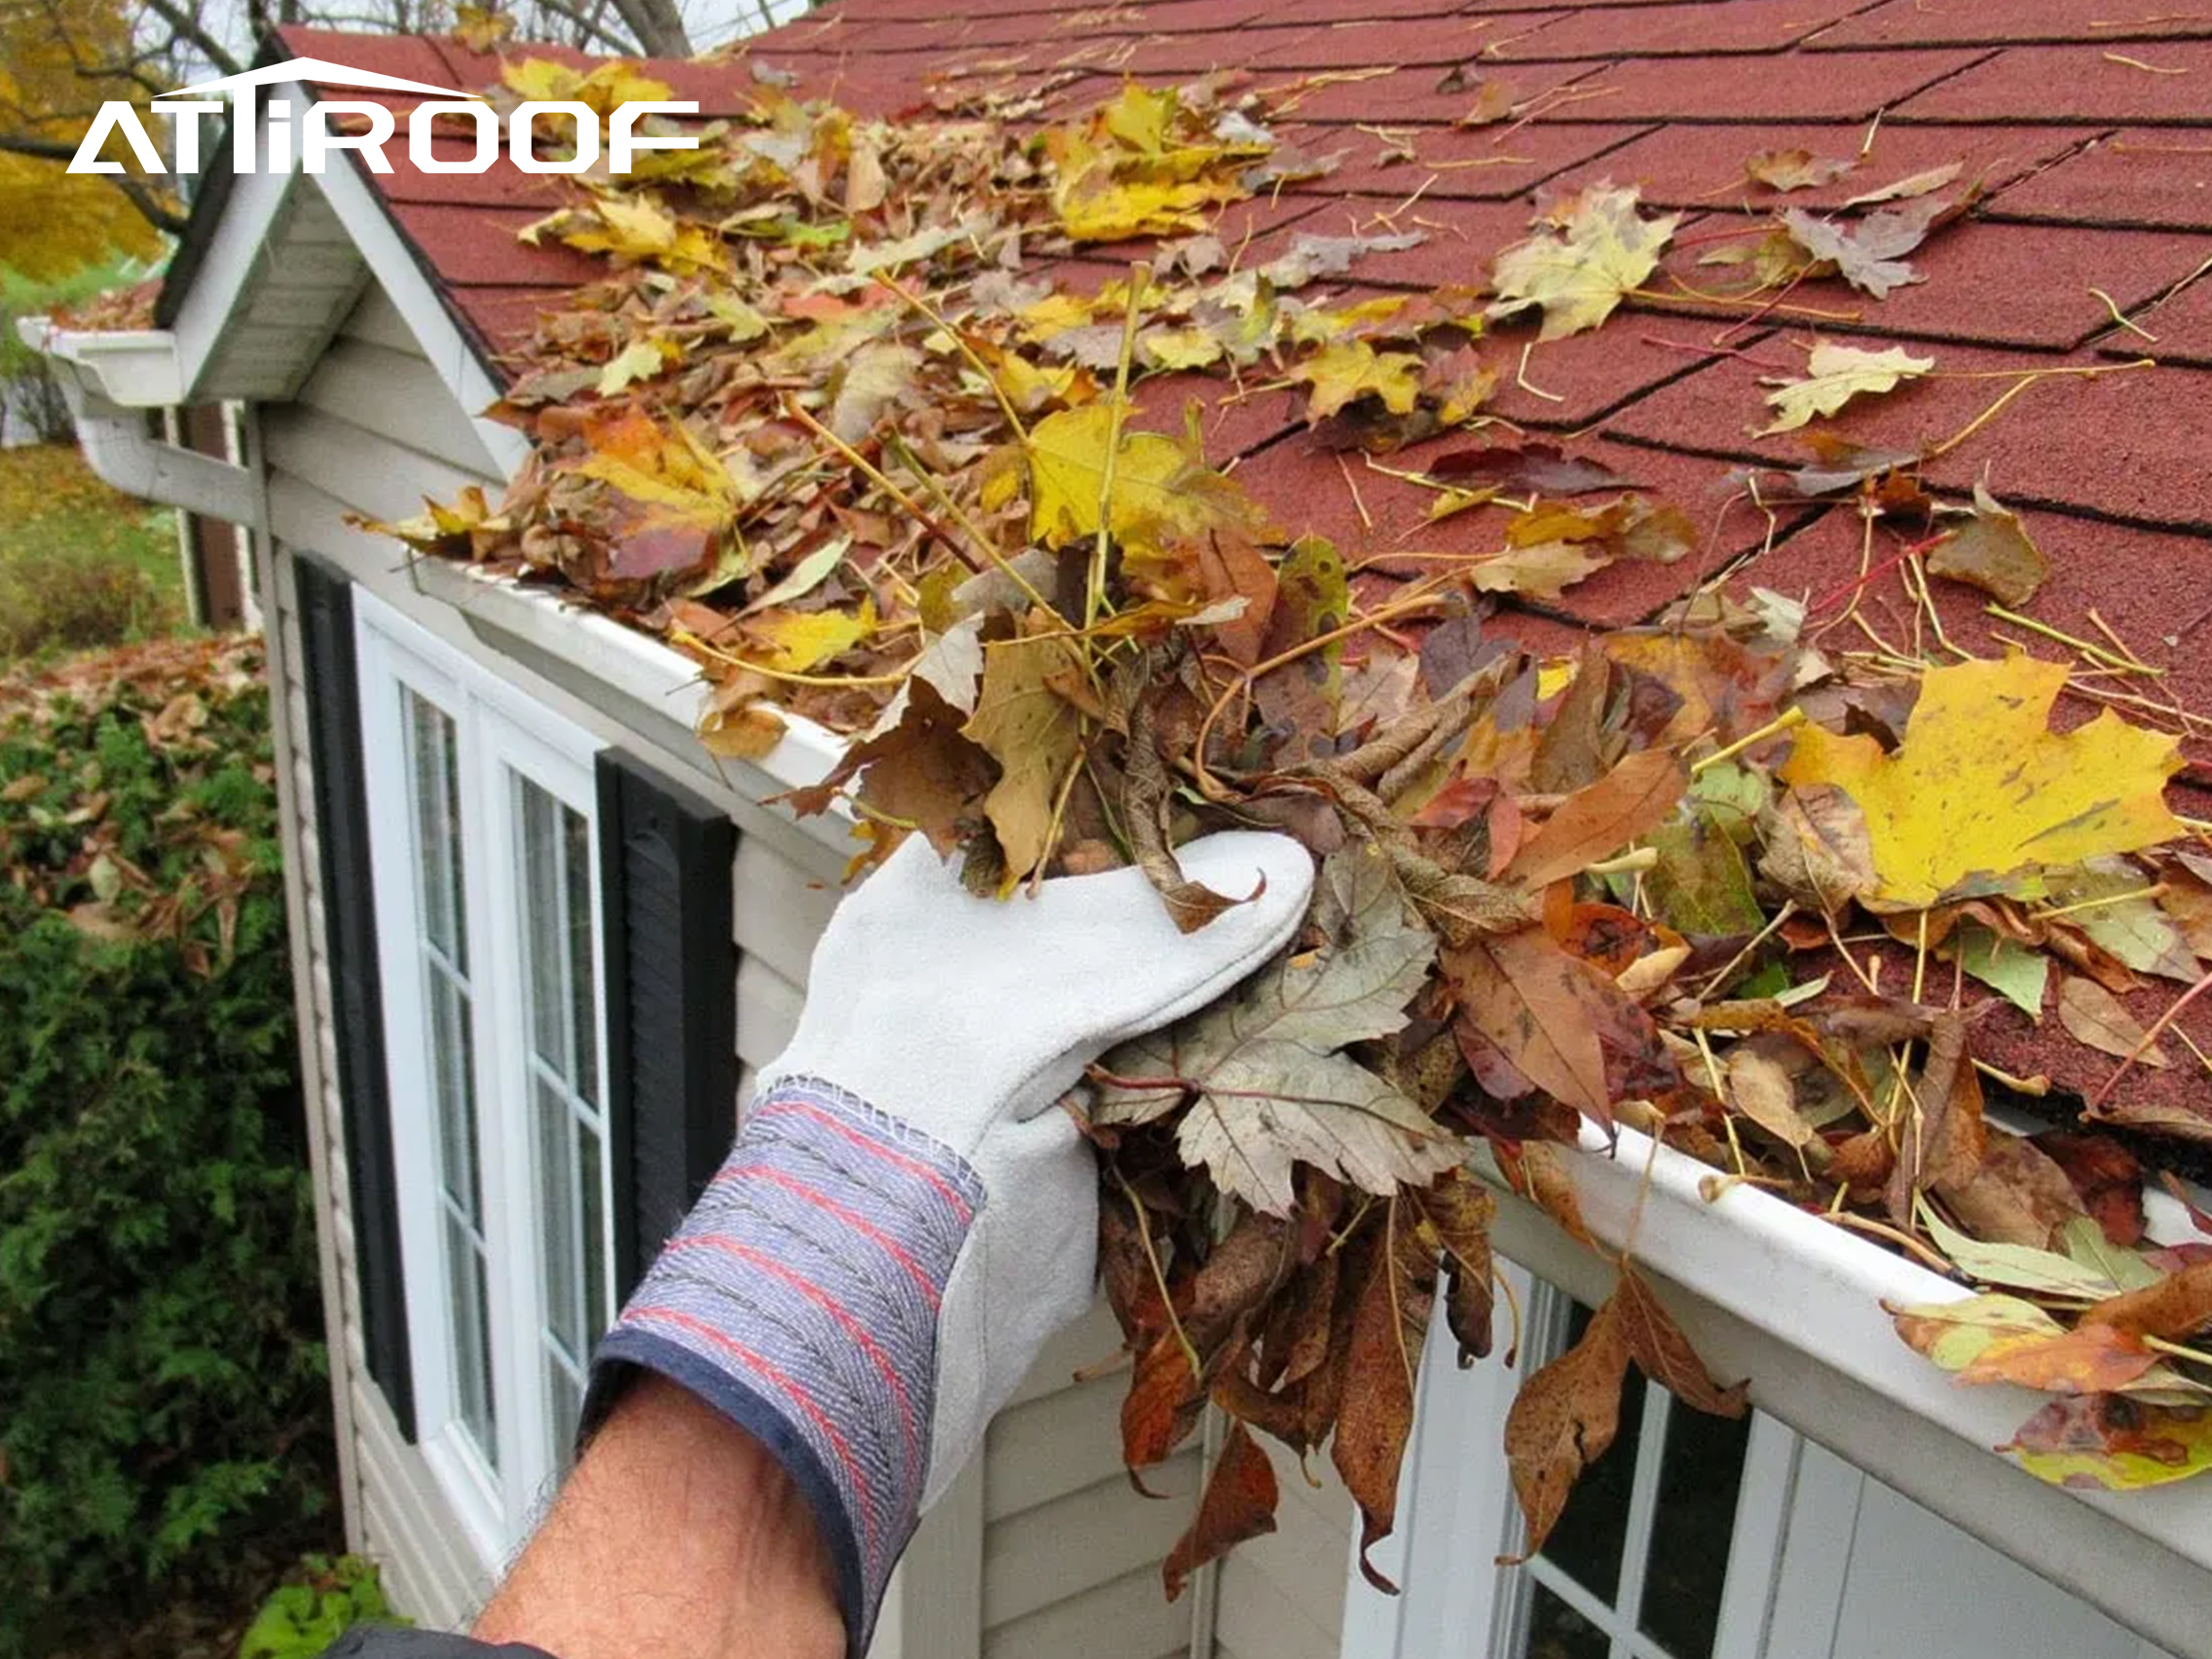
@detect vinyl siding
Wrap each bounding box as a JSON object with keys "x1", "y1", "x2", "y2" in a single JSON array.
[
  {"x1": 1213, "y1": 1456, "x2": 1354, "y2": 1659},
  {"x1": 272, "y1": 279, "x2": 1223, "y2": 1653}
]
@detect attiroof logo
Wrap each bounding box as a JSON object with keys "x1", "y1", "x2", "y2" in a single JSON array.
[{"x1": 67, "y1": 56, "x2": 698, "y2": 178}]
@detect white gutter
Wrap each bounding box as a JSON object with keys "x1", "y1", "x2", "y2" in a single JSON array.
[
  {"x1": 1484, "y1": 1122, "x2": 2212, "y2": 1657},
  {"x1": 18, "y1": 317, "x2": 260, "y2": 528}
]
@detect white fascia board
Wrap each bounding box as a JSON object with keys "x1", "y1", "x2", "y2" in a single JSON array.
[
  {"x1": 304, "y1": 123, "x2": 532, "y2": 481},
  {"x1": 19, "y1": 316, "x2": 260, "y2": 525},
  {"x1": 1483, "y1": 1121, "x2": 2212, "y2": 1656}
]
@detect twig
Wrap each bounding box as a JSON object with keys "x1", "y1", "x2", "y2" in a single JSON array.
[
  {"x1": 1089, "y1": 262, "x2": 1151, "y2": 633},
  {"x1": 1689, "y1": 706, "x2": 1805, "y2": 774}
]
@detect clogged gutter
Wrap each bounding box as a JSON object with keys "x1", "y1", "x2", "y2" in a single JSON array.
[{"x1": 366, "y1": 51, "x2": 2212, "y2": 1593}]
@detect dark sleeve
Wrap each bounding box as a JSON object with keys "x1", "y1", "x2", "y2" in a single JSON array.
[{"x1": 320, "y1": 1630, "x2": 561, "y2": 1659}]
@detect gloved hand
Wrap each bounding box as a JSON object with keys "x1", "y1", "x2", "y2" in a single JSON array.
[{"x1": 585, "y1": 830, "x2": 1313, "y2": 1656}]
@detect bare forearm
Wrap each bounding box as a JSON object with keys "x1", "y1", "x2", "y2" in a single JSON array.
[{"x1": 471, "y1": 1377, "x2": 843, "y2": 1659}]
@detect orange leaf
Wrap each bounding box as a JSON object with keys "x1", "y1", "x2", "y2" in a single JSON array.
[
  {"x1": 2082, "y1": 1261, "x2": 2212, "y2": 1342},
  {"x1": 1332, "y1": 1210, "x2": 1435, "y2": 1591},
  {"x1": 1615, "y1": 1269, "x2": 1747, "y2": 1418},
  {"x1": 1503, "y1": 747, "x2": 1685, "y2": 889},
  {"x1": 1162, "y1": 1422, "x2": 1279, "y2": 1600},
  {"x1": 1957, "y1": 1323, "x2": 2161, "y2": 1395},
  {"x1": 1445, "y1": 928, "x2": 1617, "y2": 1123}
]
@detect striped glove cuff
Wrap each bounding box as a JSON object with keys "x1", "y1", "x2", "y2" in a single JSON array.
[{"x1": 584, "y1": 1076, "x2": 984, "y2": 1658}]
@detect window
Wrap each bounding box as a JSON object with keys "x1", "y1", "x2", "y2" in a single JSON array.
[{"x1": 356, "y1": 592, "x2": 614, "y2": 1558}]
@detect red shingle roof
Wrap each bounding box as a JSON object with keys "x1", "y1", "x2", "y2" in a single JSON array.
[{"x1": 251, "y1": 4, "x2": 2212, "y2": 1114}]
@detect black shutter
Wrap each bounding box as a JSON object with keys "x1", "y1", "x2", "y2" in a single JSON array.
[
  {"x1": 597, "y1": 751, "x2": 739, "y2": 1296},
  {"x1": 293, "y1": 552, "x2": 416, "y2": 1440}
]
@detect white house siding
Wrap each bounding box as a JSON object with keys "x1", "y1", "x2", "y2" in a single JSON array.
[{"x1": 265, "y1": 279, "x2": 1216, "y2": 1650}]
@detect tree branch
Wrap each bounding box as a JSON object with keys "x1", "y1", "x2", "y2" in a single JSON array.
[
  {"x1": 137, "y1": 0, "x2": 247, "y2": 80},
  {"x1": 605, "y1": 0, "x2": 691, "y2": 56}
]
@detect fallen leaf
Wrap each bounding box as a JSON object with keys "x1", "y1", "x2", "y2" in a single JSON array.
[
  {"x1": 1960, "y1": 1321, "x2": 2161, "y2": 1394},
  {"x1": 2005, "y1": 1395, "x2": 2212, "y2": 1492},
  {"x1": 1778, "y1": 656, "x2": 2184, "y2": 909},
  {"x1": 962, "y1": 626, "x2": 1088, "y2": 879},
  {"x1": 1780, "y1": 195, "x2": 1950, "y2": 298},
  {"x1": 1504, "y1": 749, "x2": 1685, "y2": 889},
  {"x1": 1488, "y1": 184, "x2": 1683, "y2": 341},
  {"x1": 2082, "y1": 1261, "x2": 2212, "y2": 1341},
  {"x1": 1334, "y1": 1208, "x2": 1436, "y2": 1589},
  {"x1": 1892, "y1": 1292, "x2": 2064, "y2": 1371},
  {"x1": 2058, "y1": 976, "x2": 2170, "y2": 1069},
  {"x1": 1501, "y1": 1290, "x2": 1631, "y2": 1562},
  {"x1": 1920, "y1": 1203, "x2": 2120, "y2": 1299},
  {"x1": 1746, "y1": 148, "x2": 1857, "y2": 192},
  {"x1": 1925, "y1": 483, "x2": 2047, "y2": 606},
  {"x1": 1260, "y1": 230, "x2": 1426, "y2": 287},
  {"x1": 1446, "y1": 926, "x2": 1663, "y2": 1124},
  {"x1": 1758, "y1": 342, "x2": 1935, "y2": 435},
  {"x1": 1095, "y1": 845, "x2": 1461, "y2": 1213},
  {"x1": 1615, "y1": 1269, "x2": 1746, "y2": 1419},
  {"x1": 1843, "y1": 161, "x2": 1964, "y2": 206},
  {"x1": 1416, "y1": 1172, "x2": 1497, "y2": 1363},
  {"x1": 1163, "y1": 1422, "x2": 1278, "y2": 1599},
  {"x1": 1647, "y1": 809, "x2": 1766, "y2": 936},
  {"x1": 1291, "y1": 339, "x2": 1426, "y2": 421},
  {"x1": 1426, "y1": 442, "x2": 1639, "y2": 497},
  {"x1": 1726, "y1": 1044, "x2": 1820, "y2": 1151},
  {"x1": 1469, "y1": 541, "x2": 1612, "y2": 600},
  {"x1": 2038, "y1": 1131, "x2": 2147, "y2": 1247}
]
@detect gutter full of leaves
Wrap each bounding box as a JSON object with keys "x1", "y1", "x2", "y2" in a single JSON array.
[{"x1": 368, "y1": 54, "x2": 2212, "y2": 1592}]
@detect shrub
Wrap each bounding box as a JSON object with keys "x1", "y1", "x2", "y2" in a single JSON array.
[
  {"x1": 0, "y1": 636, "x2": 330, "y2": 1659},
  {"x1": 238, "y1": 1555, "x2": 408, "y2": 1659}
]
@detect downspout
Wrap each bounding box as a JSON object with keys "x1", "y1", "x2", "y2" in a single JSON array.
[{"x1": 15, "y1": 317, "x2": 261, "y2": 530}]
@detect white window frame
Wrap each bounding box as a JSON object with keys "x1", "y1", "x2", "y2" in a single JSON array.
[{"x1": 354, "y1": 589, "x2": 616, "y2": 1566}]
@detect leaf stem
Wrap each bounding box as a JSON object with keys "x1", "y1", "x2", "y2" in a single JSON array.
[
  {"x1": 1688, "y1": 705, "x2": 1805, "y2": 774},
  {"x1": 1089, "y1": 261, "x2": 1152, "y2": 634}
]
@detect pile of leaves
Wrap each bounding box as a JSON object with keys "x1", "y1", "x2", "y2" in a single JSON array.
[{"x1": 370, "y1": 55, "x2": 2212, "y2": 1591}]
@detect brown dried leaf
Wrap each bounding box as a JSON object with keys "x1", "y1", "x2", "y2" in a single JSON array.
[
  {"x1": 2058, "y1": 975, "x2": 2170, "y2": 1069},
  {"x1": 1501, "y1": 1290, "x2": 1631, "y2": 1563},
  {"x1": 1615, "y1": 1268, "x2": 1748, "y2": 1419},
  {"x1": 1502, "y1": 748, "x2": 1686, "y2": 889},
  {"x1": 1163, "y1": 1422, "x2": 1279, "y2": 1600},
  {"x1": 2083, "y1": 1261, "x2": 2212, "y2": 1342},
  {"x1": 1925, "y1": 483, "x2": 2047, "y2": 607},
  {"x1": 1333, "y1": 1209, "x2": 1436, "y2": 1590}
]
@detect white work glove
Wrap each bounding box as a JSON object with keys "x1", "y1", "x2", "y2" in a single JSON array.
[{"x1": 587, "y1": 830, "x2": 1313, "y2": 1655}]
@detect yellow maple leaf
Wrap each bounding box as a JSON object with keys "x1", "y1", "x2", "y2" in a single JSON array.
[
  {"x1": 1288, "y1": 339, "x2": 1424, "y2": 422},
  {"x1": 962, "y1": 626, "x2": 1088, "y2": 880},
  {"x1": 1019, "y1": 404, "x2": 1198, "y2": 549},
  {"x1": 1486, "y1": 184, "x2": 1682, "y2": 342},
  {"x1": 1759, "y1": 342, "x2": 1935, "y2": 435},
  {"x1": 1779, "y1": 656, "x2": 2183, "y2": 909},
  {"x1": 744, "y1": 598, "x2": 876, "y2": 674}
]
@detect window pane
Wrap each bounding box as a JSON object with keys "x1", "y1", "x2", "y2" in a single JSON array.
[
  {"x1": 446, "y1": 1210, "x2": 498, "y2": 1471},
  {"x1": 1540, "y1": 1302, "x2": 1646, "y2": 1604},
  {"x1": 521, "y1": 780, "x2": 568, "y2": 1072},
  {"x1": 579, "y1": 1123, "x2": 609, "y2": 1341},
  {"x1": 429, "y1": 967, "x2": 479, "y2": 1223},
  {"x1": 536, "y1": 1076, "x2": 582, "y2": 1365},
  {"x1": 406, "y1": 691, "x2": 466, "y2": 967},
  {"x1": 1639, "y1": 1399, "x2": 1752, "y2": 1659},
  {"x1": 1526, "y1": 1581, "x2": 1608, "y2": 1659},
  {"x1": 564, "y1": 802, "x2": 598, "y2": 1102}
]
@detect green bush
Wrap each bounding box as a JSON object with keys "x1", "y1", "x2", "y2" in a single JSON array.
[
  {"x1": 0, "y1": 636, "x2": 331, "y2": 1658},
  {"x1": 238, "y1": 1555, "x2": 407, "y2": 1659}
]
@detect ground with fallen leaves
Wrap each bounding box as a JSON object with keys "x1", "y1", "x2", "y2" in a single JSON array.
[{"x1": 352, "y1": 42, "x2": 2212, "y2": 1592}]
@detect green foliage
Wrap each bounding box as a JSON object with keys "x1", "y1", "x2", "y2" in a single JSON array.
[
  {"x1": 0, "y1": 636, "x2": 329, "y2": 1659},
  {"x1": 0, "y1": 443, "x2": 183, "y2": 662},
  {"x1": 238, "y1": 1556, "x2": 407, "y2": 1659}
]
